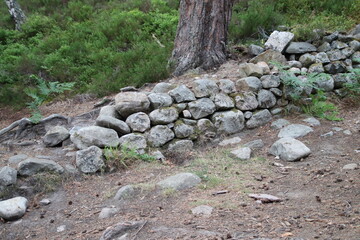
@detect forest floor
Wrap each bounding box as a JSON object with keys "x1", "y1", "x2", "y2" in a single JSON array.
[{"x1": 0, "y1": 71, "x2": 359, "y2": 240}]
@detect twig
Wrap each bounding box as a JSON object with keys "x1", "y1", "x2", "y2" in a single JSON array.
[
  {"x1": 131, "y1": 220, "x2": 148, "y2": 240},
  {"x1": 152, "y1": 34, "x2": 165, "y2": 48}
]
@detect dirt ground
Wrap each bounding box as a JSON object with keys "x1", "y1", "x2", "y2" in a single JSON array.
[{"x1": 0, "y1": 76, "x2": 359, "y2": 240}]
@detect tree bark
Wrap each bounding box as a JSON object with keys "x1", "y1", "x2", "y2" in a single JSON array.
[
  {"x1": 4, "y1": 0, "x2": 26, "y2": 31},
  {"x1": 170, "y1": 0, "x2": 234, "y2": 76}
]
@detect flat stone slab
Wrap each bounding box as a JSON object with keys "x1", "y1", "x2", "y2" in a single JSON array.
[
  {"x1": 157, "y1": 173, "x2": 201, "y2": 191},
  {"x1": 230, "y1": 147, "x2": 252, "y2": 160},
  {"x1": 278, "y1": 124, "x2": 313, "y2": 138},
  {"x1": 18, "y1": 158, "x2": 64, "y2": 176},
  {"x1": 265, "y1": 31, "x2": 294, "y2": 53},
  {"x1": 269, "y1": 137, "x2": 311, "y2": 161},
  {"x1": 0, "y1": 197, "x2": 28, "y2": 220}
]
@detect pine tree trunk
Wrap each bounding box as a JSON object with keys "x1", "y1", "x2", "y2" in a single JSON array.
[
  {"x1": 170, "y1": 0, "x2": 234, "y2": 76},
  {"x1": 5, "y1": 0, "x2": 26, "y2": 31}
]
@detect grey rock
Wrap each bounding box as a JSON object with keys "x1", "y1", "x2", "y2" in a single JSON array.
[
  {"x1": 149, "y1": 107, "x2": 179, "y2": 124},
  {"x1": 157, "y1": 173, "x2": 201, "y2": 190},
  {"x1": 315, "y1": 75, "x2": 334, "y2": 91},
  {"x1": 331, "y1": 40, "x2": 348, "y2": 49},
  {"x1": 235, "y1": 92, "x2": 259, "y2": 111},
  {"x1": 303, "y1": 117, "x2": 321, "y2": 127},
  {"x1": 285, "y1": 42, "x2": 317, "y2": 54},
  {"x1": 96, "y1": 116, "x2": 130, "y2": 136},
  {"x1": 39, "y1": 199, "x2": 51, "y2": 205},
  {"x1": 168, "y1": 140, "x2": 194, "y2": 152},
  {"x1": 174, "y1": 122, "x2": 194, "y2": 139},
  {"x1": 261, "y1": 75, "x2": 280, "y2": 89},
  {"x1": 278, "y1": 124, "x2": 313, "y2": 138},
  {"x1": 219, "y1": 137, "x2": 242, "y2": 147},
  {"x1": 64, "y1": 164, "x2": 78, "y2": 174},
  {"x1": 321, "y1": 131, "x2": 333, "y2": 137},
  {"x1": 342, "y1": 47, "x2": 355, "y2": 58},
  {"x1": 210, "y1": 93, "x2": 234, "y2": 110},
  {"x1": 0, "y1": 197, "x2": 28, "y2": 220},
  {"x1": 0, "y1": 166, "x2": 17, "y2": 186},
  {"x1": 244, "y1": 111, "x2": 253, "y2": 119},
  {"x1": 324, "y1": 61, "x2": 346, "y2": 74},
  {"x1": 125, "y1": 112, "x2": 150, "y2": 132},
  {"x1": 236, "y1": 77, "x2": 262, "y2": 92},
  {"x1": 343, "y1": 163, "x2": 358, "y2": 170},
  {"x1": 114, "y1": 185, "x2": 135, "y2": 201},
  {"x1": 308, "y1": 63, "x2": 324, "y2": 73},
  {"x1": 323, "y1": 31, "x2": 339, "y2": 42},
  {"x1": 230, "y1": 147, "x2": 252, "y2": 160},
  {"x1": 271, "y1": 108, "x2": 284, "y2": 115},
  {"x1": 148, "y1": 93, "x2": 173, "y2": 109},
  {"x1": 197, "y1": 119, "x2": 216, "y2": 133},
  {"x1": 257, "y1": 62, "x2": 271, "y2": 74},
  {"x1": 317, "y1": 42, "x2": 331, "y2": 52},
  {"x1": 147, "y1": 125, "x2": 174, "y2": 147},
  {"x1": 270, "y1": 88, "x2": 283, "y2": 97},
  {"x1": 70, "y1": 126, "x2": 120, "y2": 150},
  {"x1": 211, "y1": 110, "x2": 245, "y2": 135},
  {"x1": 99, "y1": 207, "x2": 119, "y2": 219},
  {"x1": 182, "y1": 110, "x2": 192, "y2": 118},
  {"x1": 333, "y1": 127, "x2": 343, "y2": 132},
  {"x1": 327, "y1": 49, "x2": 346, "y2": 61},
  {"x1": 257, "y1": 90, "x2": 276, "y2": 108},
  {"x1": 250, "y1": 49, "x2": 287, "y2": 64},
  {"x1": 315, "y1": 52, "x2": 330, "y2": 64},
  {"x1": 264, "y1": 31, "x2": 294, "y2": 52},
  {"x1": 18, "y1": 158, "x2": 64, "y2": 176},
  {"x1": 152, "y1": 82, "x2": 175, "y2": 93},
  {"x1": 343, "y1": 130, "x2": 352, "y2": 135},
  {"x1": 188, "y1": 98, "x2": 216, "y2": 120},
  {"x1": 240, "y1": 63, "x2": 263, "y2": 77},
  {"x1": 271, "y1": 119, "x2": 290, "y2": 130},
  {"x1": 269, "y1": 137, "x2": 311, "y2": 161},
  {"x1": 246, "y1": 109, "x2": 272, "y2": 129},
  {"x1": 57, "y1": 225, "x2": 66, "y2": 232},
  {"x1": 299, "y1": 53, "x2": 316, "y2": 67},
  {"x1": 43, "y1": 126, "x2": 69, "y2": 147},
  {"x1": 349, "y1": 40, "x2": 360, "y2": 51},
  {"x1": 244, "y1": 139, "x2": 264, "y2": 150},
  {"x1": 76, "y1": 146, "x2": 104, "y2": 173},
  {"x1": 287, "y1": 60, "x2": 302, "y2": 68},
  {"x1": 100, "y1": 221, "x2": 147, "y2": 240},
  {"x1": 277, "y1": 99, "x2": 289, "y2": 107},
  {"x1": 150, "y1": 150, "x2": 166, "y2": 162},
  {"x1": 352, "y1": 51, "x2": 360, "y2": 64},
  {"x1": 99, "y1": 106, "x2": 120, "y2": 119},
  {"x1": 169, "y1": 85, "x2": 196, "y2": 103},
  {"x1": 114, "y1": 92, "x2": 150, "y2": 118},
  {"x1": 8, "y1": 154, "x2": 28, "y2": 165},
  {"x1": 191, "y1": 205, "x2": 213, "y2": 216},
  {"x1": 191, "y1": 79, "x2": 219, "y2": 98},
  {"x1": 218, "y1": 79, "x2": 236, "y2": 94},
  {"x1": 119, "y1": 134, "x2": 147, "y2": 151},
  {"x1": 334, "y1": 73, "x2": 355, "y2": 88},
  {"x1": 173, "y1": 103, "x2": 187, "y2": 112},
  {"x1": 248, "y1": 44, "x2": 265, "y2": 56}
]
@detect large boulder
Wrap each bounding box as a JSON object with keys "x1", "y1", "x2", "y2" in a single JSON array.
[
  {"x1": 149, "y1": 107, "x2": 179, "y2": 125},
  {"x1": 236, "y1": 77, "x2": 262, "y2": 92},
  {"x1": 285, "y1": 42, "x2": 317, "y2": 54},
  {"x1": 210, "y1": 93, "x2": 234, "y2": 110},
  {"x1": 119, "y1": 133, "x2": 147, "y2": 152},
  {"x1": 114, "y1": 92, "x2": 150, "y2": 118},
  {"x1": 234, "y1": 92, "x2": 258, "y2": 111},
  {"x1": 174, "y1": 122, "x2": 194, "y2": 139},
  {"x1": 0, "y1": 166, "x2": 17, "y2": 186},
  {"x1": 269, "y1": 137, "x2": 311, "y2": 161},
  {"x1": 188, "y1": 98, "x2": 216, "y2": 120},
  {"x1": 18, "y1": 158, "x2": 64, "y2": 176},
  {"x1": 218, "y1": 79, "x2": 236, "y2": 94},
  {"x1": 147, "y1": 125, "x2": 175, "y2": 147},
  {"x1": 70, "y1": 126, "x2": 120, "y2": 150},
  {"x1": 125, "y1": 112, "x2": 151, "y2": 132},
  {"x1": 264, "y1": 31, "x2": 294, "y2": 52},
  {"x1": 157, "y1": 173, "x2": 201, "y2": 190},
  {"x1": 43, "y1": 126, "x2": 70, "y2": 147},
  {"x1": 246, "y1": 109, "x2": 272, "y2": 129},
  {"x1": 148, "y1": 93, "x2": 173, "y2": 109},
  {"x1": 76, "y1": 146, "x2": 104, "y2": 173},
  {"x1": 96, "y1": 116, "x2": 130, "y2": 136},
  {"x1": 211, "y1": 110, "x2": 245, "y2": 135},
  {"x1": 191, "y1": 79, "x2": 219, "y2": 98},
  {"x1": 99, "y1": 106, "x2": 120, "y2": 119},
  {"x1": 0, "y1": 197, "x2": 28, "y2": 220},
  {"x1": 168, "y1": 85, "x2": 196, "y2": 103}
]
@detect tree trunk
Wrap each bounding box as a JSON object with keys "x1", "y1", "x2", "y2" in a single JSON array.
[
  {"x1": 170, "y1": 0, "x2": 234, "y2": 76},
  {"x1": 4, "y1": 0, "x2": 26, "y2": 31}
]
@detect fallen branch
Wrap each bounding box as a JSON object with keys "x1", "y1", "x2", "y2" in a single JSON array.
[
  {"x1": 0, "y1": 117, "x2": 30, "y2": 137},
  {"x1": 131, "y1": 220, "x2": 148, "y2": 240},
  {"x1": 152, "y1": 34, "x2": 165, "y2": 48}
]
